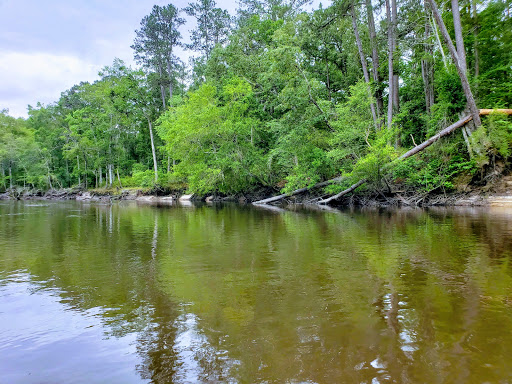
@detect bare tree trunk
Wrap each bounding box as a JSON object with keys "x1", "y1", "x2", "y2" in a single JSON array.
[
  {"x1": 351, "y1": 2, "x2": 378, "y2": 130},
  {"x1": 472, "y1": 0, "x2": 479, "y2": 78},
  {"x1": 158, "y1": 62, "x2": 166, "y2": 110},
  {"x1": 431, "y1": 16, "x2": 448, "y2": 68},
  {"x1": 422, "y1": 1, "x2": 435, "y2": 113},
  {"x1": 255, "y1": 111, "x2": 512, "y2": 206},
  {"x1": 77, "y1": 155, "x2": 80, "y2": 187},
  {"x1": 451, "y1": 0, "x2": 467, "y2": 73},
  {"x1": 109, "y1": 164, "x2": 113, "y2": 187},
  {"x1": 147, "y1": 117, "x2": 159, "y2": 183},
  {"x1": 252, "y1": 176, "x2": 345, "y2": 205},
  {"x1": 117, "y1": 168, "x2": 123, "y2": 188},
  {"x1": 166, "y1": 59, "x2": 174, "y2": 106},
  {"x1": 65, "y1": 159, "x2": 70, "y2": 187},
  {"x1": 427, "y1": 0, "x2": 481, "y2": 127},
  {"x1": 9, "y1": 163, "x2": 13, "y2": 189},
  {"x1": 1, "y1": 165, "x2": 5, "y2": 190},
  {"x1": 386, "y1": 0, "x2": 394, "y2": 130},
  {"x1": 99, "y1": 166, "x2": 102, "y2": 186},
  {"x1": 318, "y1": 179, "x2": 367, "y2": 204},
  {"x1": 366, "y1": 0, "x2": 383, "y2": 117},
  {"x1": 391, "y1": 0, "x2": 399, "y2": 117}
]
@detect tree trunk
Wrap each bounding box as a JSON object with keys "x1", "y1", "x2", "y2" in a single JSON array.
[
  {"x1": 317, "y1": 179, "x2": 367, "y2": 204},
  {"x1": 472, "y1": 0, "x2": 479, "y2": 78},
  {"x1": 427, "y1": 0, "x2": 481, "y2": 128},
  {"x1": 9, "y1": 163, "x2": 13, "y2": 189},
  {"x1": 1, "y1": 165, "x2": 5, "y2": 190},
  {"x1": 158, "y1": 62, "x2": 166, "y2": 110},
  {"x1": 451, "y1": 0, "x2": 467, "y2": 73},
  {"x1": 117, "y1": 168, "x2": 122, "y2": 188},
  {"x1": 77, "y1": 155, "x2": 80, "y2": 186},
  {"x1": 386, "y1": 0, "x2": 394, "y2": 130},
  {"x1": 317, "y1": 109, "x2": 512, "y2": 205},
  {"x1": 350, "y1": 2, "x2": 378, "y2": 130},
  {"x1": 166, "y1": 59, "x2": 173, "y2": 106},
  {"x1": 431, "y1": 16, "x2": 448, "y2": 68},
  {"x1": 391, "y1": 0, "x2": 399, "y2": 115},
  {"x1": 422, "y1": 1, "x2": 435, "y2": 113},
  {"x1": 254, "y1": 111, "x2": 512, "y2": 206},
  {"x1": 109, "y1": 164, "x2": 113, "y2": 187},
  {"x1": 99, "y1": 166, "x2": 102, "y2": 186},
  {"x1": 252, "y1": 176, "x2": 345, "y2": 205},
  {"x1": 365, "y1": 0, "x2": 383, "y2": 117},
  {"x1": 147, "y1": 117, "x2": 159, "y2": 183}
]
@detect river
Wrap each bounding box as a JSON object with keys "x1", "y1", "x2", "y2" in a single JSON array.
[{"x1": 1, "y1": 201, "x2": 511, "y2": 383}]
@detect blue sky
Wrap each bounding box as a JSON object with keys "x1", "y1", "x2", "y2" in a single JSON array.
[{"x1": 0, "y1": 0, "x2": 328, "y2": 118}]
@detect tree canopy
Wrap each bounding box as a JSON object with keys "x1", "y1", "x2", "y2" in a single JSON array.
[{"x1": 2, "y1": 0, "x2": 511, "y2": 197}]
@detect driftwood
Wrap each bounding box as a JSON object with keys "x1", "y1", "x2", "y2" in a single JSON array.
[{"x1": 254, "y1": 109, "x2": 512, "y2": 206}]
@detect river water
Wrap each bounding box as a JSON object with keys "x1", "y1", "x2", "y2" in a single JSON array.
[{"x1": 0, "y1": 201, "x2": 511, "y2": 383}]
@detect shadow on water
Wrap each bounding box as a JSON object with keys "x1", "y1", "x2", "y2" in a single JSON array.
[{"x1": 0, "y1": 201, "x2": 512, "y2": 383}]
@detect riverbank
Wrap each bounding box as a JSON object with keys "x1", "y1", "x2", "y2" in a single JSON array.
[
  {"x1": 1, "y1": 186, "x2": 512, "y2": 208},
  {"x1": 1, "y1": 174, "x2": 512, "y2": 207}
]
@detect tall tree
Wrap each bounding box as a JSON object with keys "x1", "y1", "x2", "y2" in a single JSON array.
[
  {"x1": 350, "y1": 1, "x2": 378, "y2": 129},
  {"x1": 422, "y1": 1, "x2": 435, "y2": 113},
  {"x1": 365, "y1": 0, "x2": 383, "y2": 116},
  {"x1": 237, "y1": 0, "x2": 310, "y2": 22},
  {"x1": 471, "y1": 0, "x2": 479, "y2": 78},
  {"x1": 385, "y1": 0, "x2": 395, "y2": 129},
  {"x1": 426, "y1": 0, "x2": 481, "y2": 127},
  {"x1": 185, "y1": 0, "x2": 231, "y2": 60},
  {"x1": 451, "y1": 0, "x2": 468, "y2": 73},
  {"x1": 391, "y1": 0, "x2": 399, "y2": 115},
  {"x1": 131, "y1": 4, "x2": 185, "y2": 110}
]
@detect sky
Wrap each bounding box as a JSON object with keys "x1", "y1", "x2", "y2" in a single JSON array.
[{"x1": 0, "y1": 0, "x2": 330, "y2": 119}]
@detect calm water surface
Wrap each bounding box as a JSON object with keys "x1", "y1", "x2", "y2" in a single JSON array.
[{"x1": 1, "y1": 201, "x2": 512, "y2": 383}]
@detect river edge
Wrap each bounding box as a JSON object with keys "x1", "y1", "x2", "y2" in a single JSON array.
[{"x1": 1, "y1": 187, "x2": 512, "y2": 208}]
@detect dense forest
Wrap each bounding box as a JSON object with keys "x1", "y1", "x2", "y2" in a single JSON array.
[{"x1": 1, "y1": 0, "x2": 511, "y2": 199}]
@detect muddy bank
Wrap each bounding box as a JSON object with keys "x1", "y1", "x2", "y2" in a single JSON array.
[
  {"x1": 1, "y1": 181, "x2": 511, "y2": 208},
  {"x1": 0, "y1": 187, "x2": 269, "y2": 205},
  {"x1": 0, "y1": 188, "x2": 178, "y2": 204}
]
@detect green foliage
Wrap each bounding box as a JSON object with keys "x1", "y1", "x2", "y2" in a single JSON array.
[
  {"x1": 328, "y1": 81, "x2": 377, "y2": 172},
  {"x1": 158, "y1": 79, "x2": 267, "y2": 194},
  {"x1": 0, "y1": 110, "x2": 47, "y2": 190},
  {"x1": 4, "y1": 0, "x2": 512, "y2": 196},
  {"x1": 392, "y1": 139, "x2": 477, "y2": 192},
  {"x1": 471, "y1": 112, "x2": 512, "y2": 167}
]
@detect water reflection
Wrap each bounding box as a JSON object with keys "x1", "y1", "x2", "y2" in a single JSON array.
[{"x1": 0, "y1": 202, "x2": 511, "y2": 383}]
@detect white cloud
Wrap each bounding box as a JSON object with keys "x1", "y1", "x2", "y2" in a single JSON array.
[
  {"x1": 0, "y1": 0, "x2": 331, "y2": 118},
  {"x1": 0, "y1": 52, "x2": 101, "y2": 117}
]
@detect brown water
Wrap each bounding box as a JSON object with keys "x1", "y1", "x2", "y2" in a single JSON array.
[{"x1": 0, "y1": 201, "x2": 512, "y2": 383}]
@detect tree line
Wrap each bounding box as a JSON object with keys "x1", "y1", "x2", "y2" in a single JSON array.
[{"x1": 1, "y1": 0, "x2": 511, "y2": 196}]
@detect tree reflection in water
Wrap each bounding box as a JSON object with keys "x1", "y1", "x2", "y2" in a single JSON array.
[{"x1": 0, "y1": 202, "x2": 511, "y2": 383}]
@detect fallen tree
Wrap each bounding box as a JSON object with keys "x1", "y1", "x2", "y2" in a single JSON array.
[
  {"x1": 318, "y1": 109, "x2": 512, "y2": 204},
  {"x1": 253, "y1": 109, "x2": 512, "y2": 206},
  {"x1": 252, "y1": 176, "x2": 345, "y2": 205}
]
